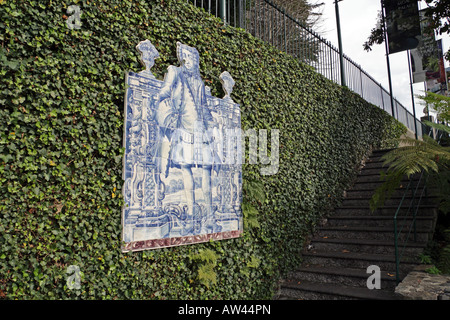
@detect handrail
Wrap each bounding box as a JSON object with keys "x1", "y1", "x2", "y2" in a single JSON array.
[
  {"x1": 393, "y1": 170, "x2": 427, "y2": 284},
  {"x1": 393, "y1": 129, "x2": 444, "y2": 284}
]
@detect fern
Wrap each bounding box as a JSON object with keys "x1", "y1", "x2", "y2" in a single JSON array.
[
  {"x1": 243, "y1": 179, "x2": 266, "y2": 203},
  {"x1": 380, "y1": 136, "x2": 450, "y2": 176},
  {"x1": 438, "y1": 244, "x2": 450, "y2": 274},
  {"x1": 242, "y1": 201, "x2": 260, "y2": 229},
  {"x1": 197, "y1": 263, "x2": 217, "y2": 288},
  {"x1": 370, "y1": 121, "x2": 450, "y2": 212},
  {"x1": 246, "y1": 255, "x2": 261, "y2": 268},
  {"x1": 428, "y1": 170, "x2": 450, "y2": 215},
  {"x1": 369, "y1": 170, "x2": 403, "y2": 212},
  {"x1": 189, "y1": 249, "x2": 218, "y2": 288},
  {"x1": 190, "y1": 248, "x2": 218, "y2": 264},
  {"x1": 241, "y1": 179, "x2": 266, "y2": 229}
]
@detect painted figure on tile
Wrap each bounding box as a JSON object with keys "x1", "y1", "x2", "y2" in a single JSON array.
[
  {"x1": 122, "y1": 39, "x2": 243, "y2": 251},
  {"x1": 156, "y1": 42, "x2": 222, "y2": 235},
  {"x1": 219, "y1": 71, "x2": 236, "y2": 100},
  {"x1": 136, "y1": 40, "x2": 159, "y2": 78}
]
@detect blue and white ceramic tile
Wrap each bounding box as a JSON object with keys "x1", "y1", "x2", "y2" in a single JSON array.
[{"x1": 122, "y1": 40, "x2": 243, "y2": 251}]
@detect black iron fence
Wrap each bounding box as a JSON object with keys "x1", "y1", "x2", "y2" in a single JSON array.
[{"x1": 187, "y1": 0, "x2": 425, "y2": 137}]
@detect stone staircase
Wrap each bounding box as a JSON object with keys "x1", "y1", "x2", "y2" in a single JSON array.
[{"x1": 278, "y1": 149, "x2": 438, "y2": 300}]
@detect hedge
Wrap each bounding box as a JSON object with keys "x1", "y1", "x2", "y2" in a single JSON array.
[{"x1": 0, "y1": 0, "x2": 406, "y2": 299}]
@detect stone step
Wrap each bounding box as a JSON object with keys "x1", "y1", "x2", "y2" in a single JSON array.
[
  {"x1": 371, "y1": 149, "x2": 395, "y2": 156},
  {"x1": 287, "y1": 265, "x2": 398, "y2": 289},
  {"x1": 340, "y1": 196, "x2": 436, "y2": 207},
  {"x1": 362, "y1": 161, "x2": 390, "y2": 170},
  {"x1": 351, "y1": 179, "x2": 425, "y2": 191},
  {"x1": 333, "y1": 205, "x2": 437, "y2": 217},
  {"x1": 276, "y1": 149, "x2": 434, "y2": 300},
  {"x1": 345, "y1": 187, "x2": 428, "y2": 199},
  {"x1": 353, "y1": 173, "x2": 424, "y2": 183},
  {"x1": 280, "y1": 279, "x2": 402, "y2": 300},
  {"x1": 316, "y1": 226, "x2": 432, "y2": 242},
  {"x1": 325, "y1": 215, "x2": 435, "y2": 229},
  {"x1": 308, "y1": 237, "x2": 426, "y2": 256},
  {"x1": 301, "y1": 251, "x2": 420, "y2": 274}
]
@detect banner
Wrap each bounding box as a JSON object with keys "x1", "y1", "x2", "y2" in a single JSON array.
[
  {"x1": 410, "y1": 10, "x2": 447, "y2": 94},
  {"x1": 383, "y1": 0, "x2": 421, "y2": 54}
]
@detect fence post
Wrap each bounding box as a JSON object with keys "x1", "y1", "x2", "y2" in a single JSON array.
[
  {"x1": 283, "y1": 8, "x2": 287, "y2": 53},
  {"x1": 407, "y1": 50, "x2": 419, "y2": 140},
  {"x1": 380, "y1": 0, "x2": 396, "y2": 119},
  {"x1": 219, "y1": 0, "x2": 226, "y2": 23},
  {"x1": 334, "y1": 0, "x2": 346, "y2": 87}
]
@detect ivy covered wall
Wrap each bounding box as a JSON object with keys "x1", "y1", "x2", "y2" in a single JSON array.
[{"x1": 0, "y1": 0, "x2": 405, "y2": 299}]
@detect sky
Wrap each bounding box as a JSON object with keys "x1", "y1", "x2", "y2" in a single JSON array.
[{"x1": 318, "y1": 0, "x2": 450, "y2": 120}]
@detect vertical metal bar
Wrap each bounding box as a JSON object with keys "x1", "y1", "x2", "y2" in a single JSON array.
[
  {"x1": 276, "y1": 6, "x2": 279, "y2": 50},
  {"x1": 321, "y1": 42, "x2": 325, "y2": 76},
  {"x1": 263, "y1": 0, "x2": 265, "y2": 42},
  {"x1": 271, "y1": 5, "x2": 274, "y2": 46},
  {"x1": 234, "y1": 0, "x2": 236, "y2": 27},
  {"x1": 227, "y1": 0, "x2": 230, "y2": 25},
  {"x1": 394, "y1": 217, "x2": 400, "y2": 284},
  {"x1": 243, "y1": 0, "x2": 246, "y2": 29},
  {"x1": 330, "y1": 45, "x2": 334, "y2": 81},
  {"x1": 380, "y1": 1, "x2": 396, "y2": 119},
  {"x1": 301, "y1": 30, "x2": 305, "y2": 62},
  {"x1": 222, "y1": 0, "x2": 227, "y2": 23},
  {"x1": 252, "y1": 0, "x2": 256, "y2": 36},
  {"x1": 335, "y1": 48, "x2": 339, "y2": 83},
  {"x1": 335, "y1": 0, "x2": 346, "y2": 87},
  {"x1": 360, "y1": 68, "x2": 364, "y2": 98},
  {"x1": 407, "y1": 50, "x2": 419, "y2": 140},
  {"x1": 257, "y1": 1, "x2": 260, "y2": 41}
]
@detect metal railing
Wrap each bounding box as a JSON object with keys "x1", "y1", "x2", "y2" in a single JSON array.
[
  {"x1": 392, "y1": 127, "x2": 447, "y2": 284},
  {"x1": 393, "y1": 170, "x2": 428, "y2": 284},
  {"x1": 187, "y1": 0, "x2": 424, "y2": 138}
]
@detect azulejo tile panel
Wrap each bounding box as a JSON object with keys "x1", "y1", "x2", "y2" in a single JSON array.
[{"x1": 121, "y1": 40, "x2": 243, "y2": 251}]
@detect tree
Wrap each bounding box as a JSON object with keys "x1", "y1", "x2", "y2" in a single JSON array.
[
  {"x1": 247, "y1": 0, "x2": 325, "y2": 62},
  {"x1": 363, "y1": 0, "x2": 450, "y2": 61},
  {"x1": 272, "y1": 0, "x2": 325, "y2": 28},
  {"x1": 424, "y1": 0, "x2": 450, "y2": 36},
  {"x1": 362, "y1": 11, "x2": 384, "y2": 52}
]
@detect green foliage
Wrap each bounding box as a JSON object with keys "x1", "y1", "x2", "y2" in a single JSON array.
[
  {"x1": 0, "y1": 0, "x2": 404, "y2": 299},
  {"x1": 419, "y1": 253, "x2": 433, "y2": 265},
  {"x1": 425, "y1": 265, "x2": 442, "y2": 275},
  {"x1": 437, "y1": 244, "x2": 450, "y2": 274},
  {"x1": 242, "y1": 179, "x2": 265, "y2": 229},
  {"x1": 189, "y1": 249, "x2": 218, "y2": 288},
  {"x1": 423, "y1": 212, "x2": 450, "y2": 275},
  {"x1": 370, "y1": 97, "x2": 450, "y2": 213},
  {"x1": 417, "y1": 92, "x2": 450, "y2": 123}
]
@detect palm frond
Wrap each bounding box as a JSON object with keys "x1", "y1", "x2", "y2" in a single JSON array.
[
  {"x1": 371, "y1": 134, "x2": 450, "y2": 212},
  {"x1": 424, "y1": 121, "x2": 450, "y2": 135}
]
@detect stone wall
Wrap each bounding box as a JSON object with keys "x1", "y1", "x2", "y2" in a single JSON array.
[{"x1": 395, "y1": 265, "x2": 450, "y2": 300}]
